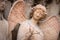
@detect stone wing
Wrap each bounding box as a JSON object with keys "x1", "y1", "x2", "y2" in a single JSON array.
[
  {"x1": 40, "y1": 16, "x2": 60, "y2": 40},
  {"x1": 8, "y1": 0, "x2": 27, "y2": 32}
]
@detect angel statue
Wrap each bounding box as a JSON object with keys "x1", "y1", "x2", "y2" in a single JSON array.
[
  {"x1": 17, "y1": 4, "x2": 47, "y2": 40},
  {"x1": 8, "y1": 0, "x2": 60, "y2": 40}
]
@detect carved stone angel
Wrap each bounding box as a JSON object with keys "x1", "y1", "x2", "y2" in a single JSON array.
[
  {"x1": 17, "y1": 4, "x2": 47, "y2": 40},
  {"x1": 8, "y1": 0, "x2": 60, "y2": 40}
]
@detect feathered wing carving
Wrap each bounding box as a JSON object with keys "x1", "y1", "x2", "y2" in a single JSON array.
[
  {"x1": 8, "y1": 0, "x2": 27, "y2": 32},
  {"x1": 40, "y1": 16, "x2": 60, "y2": 40}
]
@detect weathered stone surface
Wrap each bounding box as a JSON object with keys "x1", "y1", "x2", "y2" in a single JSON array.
[
  {"x1": 40, "y1": 16, "x2": 60, "y2": 40},
  {"x1": 8, "y1": 0, "x2": 26, "y2": 33}
]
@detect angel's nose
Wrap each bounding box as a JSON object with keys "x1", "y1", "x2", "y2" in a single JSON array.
[{"x1": 37, "y1": 13, "x2": 41, "y2": 16}]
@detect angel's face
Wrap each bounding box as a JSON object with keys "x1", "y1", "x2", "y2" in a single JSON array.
[{"x1": 33, "y1": 9, "x2": 46, "y2": 20}]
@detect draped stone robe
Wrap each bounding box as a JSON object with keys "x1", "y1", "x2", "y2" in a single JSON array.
[{"x1": 17, "y1": 20, "x2": 44, "y2": 40}]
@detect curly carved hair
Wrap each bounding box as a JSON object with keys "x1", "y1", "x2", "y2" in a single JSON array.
[{"x1": 29, "y1": 4, "x2": 47, "y2": 19}]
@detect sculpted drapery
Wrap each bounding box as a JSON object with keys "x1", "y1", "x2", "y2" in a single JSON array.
[{"x1": 17, "y1": 20, "x2": 44, "y2": 40}]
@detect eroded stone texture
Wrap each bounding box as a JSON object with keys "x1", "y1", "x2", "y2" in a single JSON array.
[
  {"x1": 8, "y1": 0, "x2": 26, "y2": 34},
  {"x1": 40, "y1": 16, "x2": 59, "y2": 40}
]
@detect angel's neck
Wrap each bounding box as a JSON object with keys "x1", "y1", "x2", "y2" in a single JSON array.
[{"x1": 31, "y1": 18, "x2": 38, "y2": 25}]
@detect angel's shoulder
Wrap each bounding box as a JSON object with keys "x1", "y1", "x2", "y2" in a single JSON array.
[
  {"x1": 20, "y1": 20, "x2": 30, "y2": 28},
  {"x1": 18, "y1": 20, "x2": 31, "y2": 32},
  {"x1": 20, "y1": 20, "x2": 29, "y2": 25}
]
